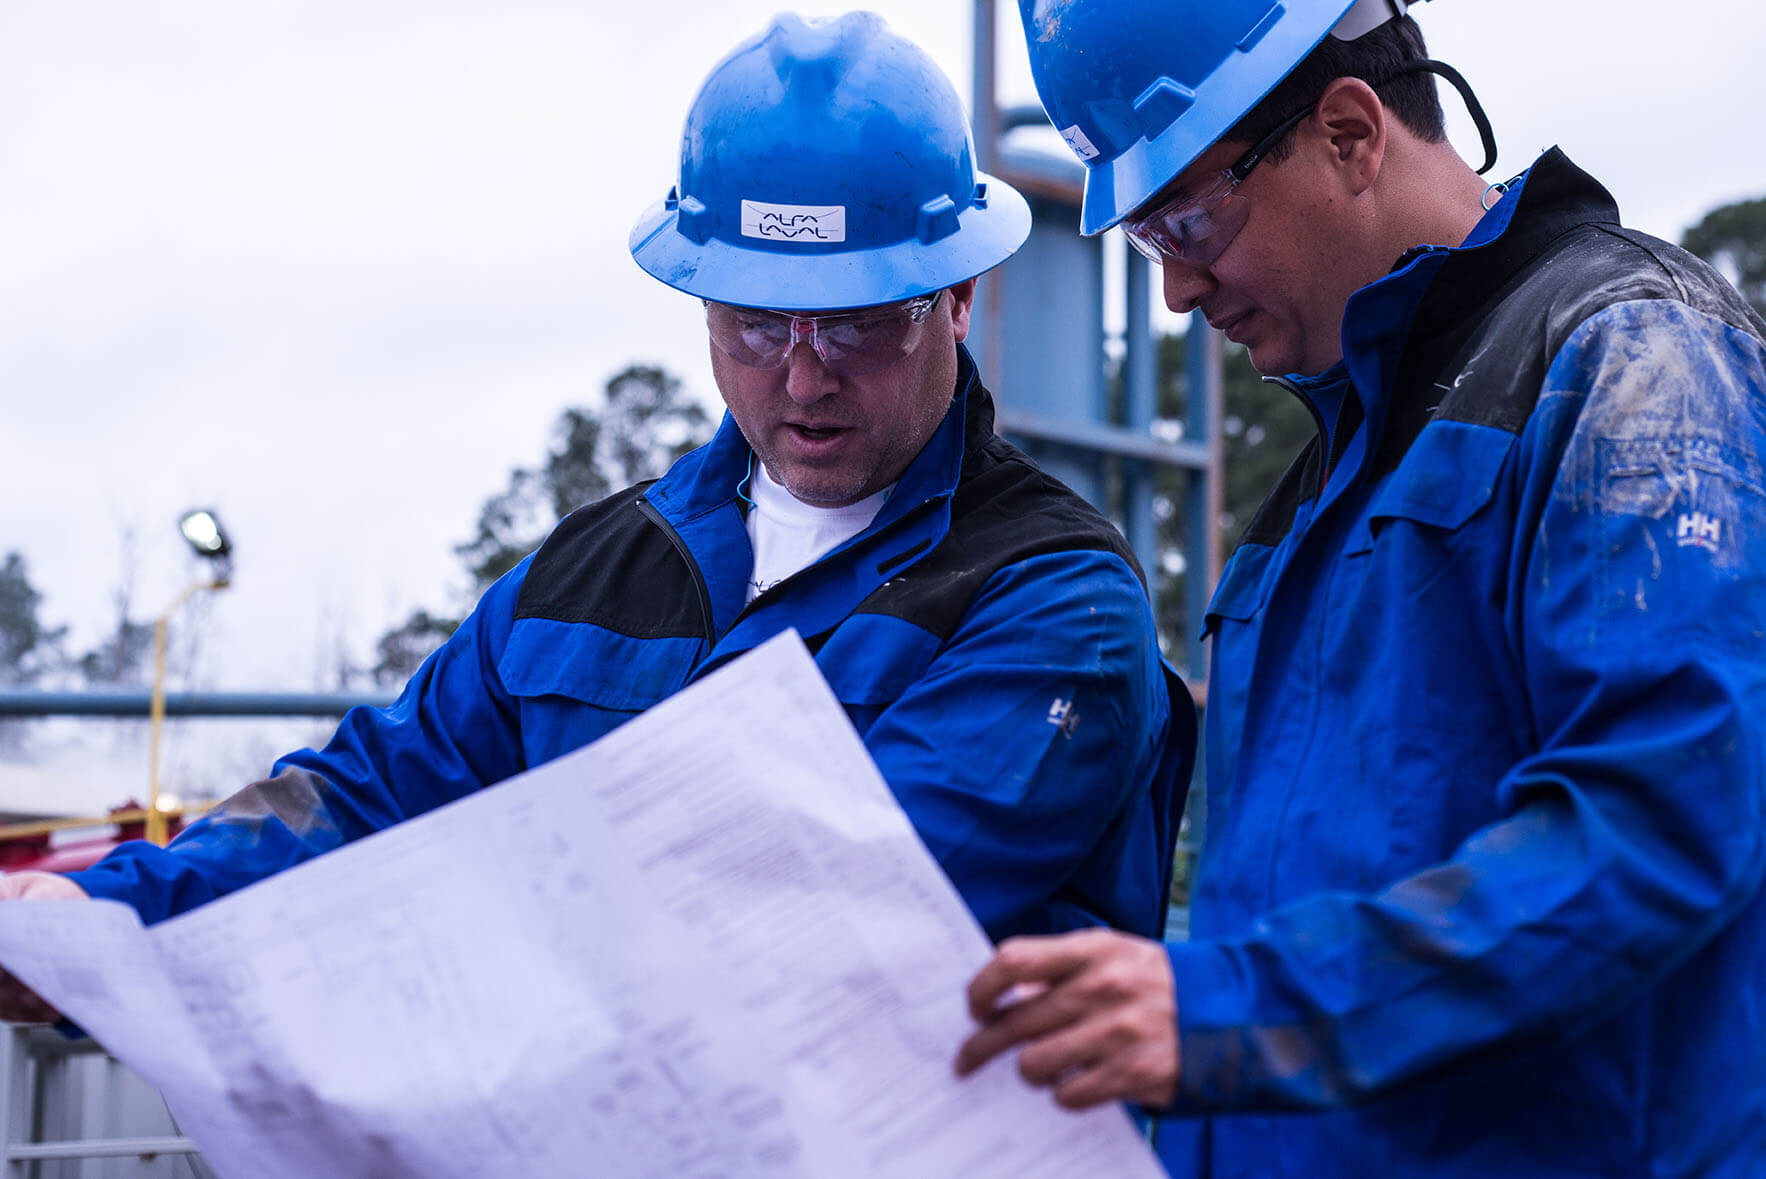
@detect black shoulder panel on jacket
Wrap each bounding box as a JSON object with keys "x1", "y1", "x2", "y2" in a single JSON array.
[
  {"x1": 512, "y1": 377, "x2": 1145, "y2": 651},
  {"x1": 514, "y1": 482, "x2": 705, "y2": 639},
  {"x1": 1373, "y1": 152, "x2": 1766, "y2": 477},
  {"x1": 840, "y1": 430, "x2": 1146, "y2": 644},
  {"x1": 1227, "y1": 150, "x2": 1766, "y2": 554}
]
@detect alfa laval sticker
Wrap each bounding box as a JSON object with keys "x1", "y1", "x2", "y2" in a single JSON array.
[
  {"x1": 1060, "y1": 124, "x2": 1101, "y2": 161},
  {"x1": 741, "y1": 201, "x2": 846, "y2": 243}
]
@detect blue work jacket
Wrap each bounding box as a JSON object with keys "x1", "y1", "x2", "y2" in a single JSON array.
[
  {"x1": 1157, "y1": 152, "x2": 1766, "y2": 1177},
  {"x1": 72, "y1": 348, "x2": 1189, "y2": 951}
]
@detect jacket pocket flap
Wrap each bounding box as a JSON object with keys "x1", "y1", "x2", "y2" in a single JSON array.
[
  {"x1": 498, "y1": 617, "x2": 697, "y2": 711},
  {"x1": 1203, "y1": 543, "x2": 1278, "y2": 631},
  {"x1": 1366, "y1": 421, "x2": 1513, "y2": 535},
  {"x1": 812, "y1": 617, "x2": 941, "y2": 707}
]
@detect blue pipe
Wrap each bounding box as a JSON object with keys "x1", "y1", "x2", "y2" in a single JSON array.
[{"x1": 0, "y1": 692, "x2": 398, "y2": 718}]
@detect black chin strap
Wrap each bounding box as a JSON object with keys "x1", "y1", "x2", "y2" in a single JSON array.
[{"x1": 1380, "y1": 59, "x2": 1500, "y2": 175}]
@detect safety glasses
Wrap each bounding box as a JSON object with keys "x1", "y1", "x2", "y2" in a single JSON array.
[
  {"x1": 704, "y1": 290, "x2": 943, "y2": 376},
  {"x1": 1122, "y1": 59, "x2": 1496, "y2": 267},
  {"x1": 1120, "y1": 102, "x2": 1313, "y2": 266}
]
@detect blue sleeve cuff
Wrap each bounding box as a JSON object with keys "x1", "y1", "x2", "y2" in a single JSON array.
[{"x1": 1164, "y1": 937, "x2": 1267, "y2": 1110}]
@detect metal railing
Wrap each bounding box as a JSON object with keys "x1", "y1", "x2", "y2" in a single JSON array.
[
  {"x1": 0, "y1": 693, "x2": 396, "y2": 720},
  {"x1": 0, "y1": 1026, "x2": 208, "y2": 1177},
  {"x1": 0, "y1": 692, "x2": 394, "y2": 1173}
]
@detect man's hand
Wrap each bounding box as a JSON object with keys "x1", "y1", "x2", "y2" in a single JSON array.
[
  {"x1": 0, "y1": 872, "x2": 89, "y2": 1023},
  {"x1": 954, "y1": 927, "x2": 1179, "y2": 1110}
]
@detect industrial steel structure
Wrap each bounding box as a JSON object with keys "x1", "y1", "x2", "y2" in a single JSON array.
[{"x1": 968, "y1": 0, "x2": 1225, "y2": 685}]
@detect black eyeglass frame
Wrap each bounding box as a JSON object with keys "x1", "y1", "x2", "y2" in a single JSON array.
[
  {"x1": 1123, "y1": 58, "x2": 1498, "y2": 262},
  {"x1": 1227, "y1": 58, "x2": 1498, "y2": 184}
]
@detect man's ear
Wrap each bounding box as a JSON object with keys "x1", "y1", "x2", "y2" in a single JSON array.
[
  {"x1": 1311, "y1": 76, "x2": 1385, "y2": 194},
  {"x1": 948, "y1": 277, "x2": 978, "y2": 343}
]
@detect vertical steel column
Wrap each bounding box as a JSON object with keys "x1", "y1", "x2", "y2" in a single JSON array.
[
  {"x1": 1122, "y1": 251, "x2": 1160, "y2": 612},
  {"x1": 970, "y1": 0, "x2": 1005, "y2": 384},
  {"x1": 1184, "y1": 310, "x2": 1224, "y2": 684},
  {"x1": 0, "y1": 1026, "x2": 22, "y2": 1170}
]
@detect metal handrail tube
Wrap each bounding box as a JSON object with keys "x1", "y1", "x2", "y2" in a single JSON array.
[
  {"x1": 0, "y1": 691, "x2": 397, "y2": 718},
  {"x1": 6, "y1": 1135, "x2": 201, "y2": 1161}
]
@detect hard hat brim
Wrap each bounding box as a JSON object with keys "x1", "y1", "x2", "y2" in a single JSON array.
[
  {"x1": 1078, "y1": 4, "x2": 1350, "y2": 235},
  {"x1": 629, "y1": 172, "x2": 1032, "y2": 312}
]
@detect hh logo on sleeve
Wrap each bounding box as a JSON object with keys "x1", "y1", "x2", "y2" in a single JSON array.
[
  {"x1": 1677, "y1": 511, "x2": 1722, "y2": 552},
  {"x1": 1046, "y1": 697, "x2": 1080, "y2": 738}
]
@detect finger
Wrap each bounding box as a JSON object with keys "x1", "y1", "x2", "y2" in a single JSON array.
[
  {"x1": 1051, "y1": 1061, "x2": 1132, "y2": 1111},
  {"x1": 965, "y1": 930, "x2": 1115, "y2": 1021},
  {"x1": 1050, "y1": 1038, "x2": 1180, "y2": 1110},
  {"x1": 954, "y1": 984, "x2": 1088, "y2": 1077},
  {"x1": 1015, "y1": 1013, "x2": 1117, "y2": 1087}
]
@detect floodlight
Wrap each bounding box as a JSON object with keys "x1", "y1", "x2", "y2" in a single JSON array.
[{"x1": 178, "y1": 510, "x2": 231, "y2": 560}]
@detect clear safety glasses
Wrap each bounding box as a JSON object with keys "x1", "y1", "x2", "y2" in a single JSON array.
[
  {"x1": 1120, "y1": 102, "x2": 1313, "y2": 266},
  {"x1": 704, "y1": 290, "x2": 943, "y2": 377},
  {"x1": 1121, "y1": 59, "x2": 1498, "y2": 267}
]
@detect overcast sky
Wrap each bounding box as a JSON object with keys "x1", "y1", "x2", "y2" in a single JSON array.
[{"x1": 3, "y1": 0, "x2": 1764, "y2": 714}]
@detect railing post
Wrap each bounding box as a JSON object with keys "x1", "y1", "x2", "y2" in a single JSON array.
[{"x1": 0, "y1": 1026, "x2": 32, "y2": 1172}]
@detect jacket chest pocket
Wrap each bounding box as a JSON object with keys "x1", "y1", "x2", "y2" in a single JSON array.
[
  {"x1": 1203, "y1": 542, "x2": 1278, "y2": 635},
  {"x1": 498, "y1": 618, "x2": 700, "y2": 764},
  {"x1": 1350, "y1": 421, "x2": 1512, "y2": 552},
  {"x1": 1330, "y1": 423, "x2": 1515, "y2": 712},
  {"x1": 810, "y1": 615, "x2": 943, "y2": 734}
]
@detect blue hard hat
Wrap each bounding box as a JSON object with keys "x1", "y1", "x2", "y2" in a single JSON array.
[
  {"x1": 630, "y1": 11, "x2": 1031, "y2": 312},
  {"x1": 1020, "y1": 0, "x2": 1415, "y2": 235}
]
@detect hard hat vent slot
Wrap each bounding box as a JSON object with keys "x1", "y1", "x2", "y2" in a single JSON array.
[
  {"x1": 674, "y1": 195, "x2": 711, "y2": 245},
  {"x1": 1237, "y1": 3, "x2": 1287, "y2": 52},
  {"x1": 1132, "y1": 77, "x2": 1198, "y2": 140},
  {"x1": 917, "y1": 195, "x2": 961, "y2": 244}
]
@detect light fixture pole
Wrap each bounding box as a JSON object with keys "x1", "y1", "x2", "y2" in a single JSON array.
[{"x1": 147, "y1": 510, "x2": 233, "y2": 846}]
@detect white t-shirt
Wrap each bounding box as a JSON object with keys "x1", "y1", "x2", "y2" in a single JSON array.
[{"x1": 744, "y1": 462, "x2": 890, "y2": 604}]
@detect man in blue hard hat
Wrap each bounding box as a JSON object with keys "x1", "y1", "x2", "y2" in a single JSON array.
[
  {"x1": 955, "y1": 1, "x2": 1766, "y2": 1176},
  {"x1": 0, "y1": 13, "x2": 1189, "y2": 1023}
]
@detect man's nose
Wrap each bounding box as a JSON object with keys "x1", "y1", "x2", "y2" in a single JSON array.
[
  {"x1": 1161, "y1": 256, "x2": 1217, "y2": 315},
  {"x1": 782, "y1": 337, "x2": 839, "y2": 404}
]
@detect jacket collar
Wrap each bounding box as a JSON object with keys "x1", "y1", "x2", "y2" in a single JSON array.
[
  {"x1": 1395, "y1": 147, "x2": 1620, "y2": 358},
  {"x1": 1313, "y1": 148, "x2": 1620, "y2": 496},
  {"x1": 644, "y1": 343, "x2": 987, "y2": 529},
  {"x1": 636, "y1": 344, "x2": 991, "y2": 664}
]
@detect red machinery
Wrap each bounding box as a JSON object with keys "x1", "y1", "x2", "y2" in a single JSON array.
[{"x1": 0, "y1": 805, "x2": 192, "y2": 875}]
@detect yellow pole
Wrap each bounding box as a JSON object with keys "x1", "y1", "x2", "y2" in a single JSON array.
[
  {"x1": 146, "y1": 611, "x2": 172, "y2": 846},
  {"x1": 146, "y1": 578, "x2": 222, "y2": 846}
]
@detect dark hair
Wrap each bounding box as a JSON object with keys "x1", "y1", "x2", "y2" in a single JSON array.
[{"x1": 1224, "y1": 16, "x2": 1446, "y2": 163}]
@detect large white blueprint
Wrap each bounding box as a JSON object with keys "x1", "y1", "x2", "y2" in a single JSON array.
[{"x1": 0, "y1": 632, "x2": 1163, "y2": 1178}]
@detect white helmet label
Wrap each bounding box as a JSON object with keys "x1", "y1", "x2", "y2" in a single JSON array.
[
  {"x1": 740, "y1": 201, "x2": 847, "y2": 243},
  {"x1": 1060, "y1": 124, "x2": 1100, "y2": 162}
]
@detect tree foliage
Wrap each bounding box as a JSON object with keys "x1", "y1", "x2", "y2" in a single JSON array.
[
  {"x1": 75, "y1": 556, "x2": 156, "y2": 689},
  {"x1": 0, "y1": 551, "x2": 66, "y2": 688},
  {"x1": 1683, "y1": 196, "x2": 1766, "y2": 316},
  {"x1": 370, "y1": 609, "x2": 460, "y2": 688},
  {"x1": 453, "y1": 366, "x2": 713, "y2": 596},
  {"x1": 372, "y1": 364, "x2": 713, "y2": 685},
  {"x1": 0, "y1": 544, "x2": 163, "y2": 694}
]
